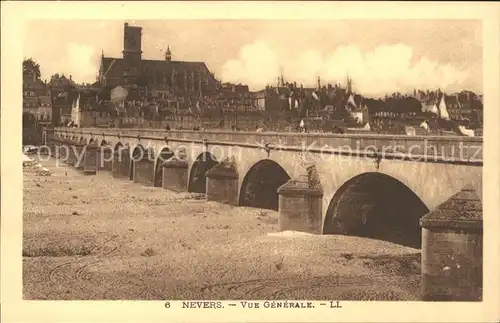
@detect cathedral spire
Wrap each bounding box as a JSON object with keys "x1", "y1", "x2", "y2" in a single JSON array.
[
  {"x1": 165, "y1": 46, "x2": 172, "y2": 61},
  {"x1": 346, "y1": 73, "x2": 352, "y2": 94}
]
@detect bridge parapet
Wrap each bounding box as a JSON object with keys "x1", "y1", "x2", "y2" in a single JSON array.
[{"x1": 54, "y1": 127, "x2": 483, "y2": 162}]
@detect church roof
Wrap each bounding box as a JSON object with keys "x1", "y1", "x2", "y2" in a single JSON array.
[{"x1": 101, "y1": 56, "x2": 212, "y2": 79}]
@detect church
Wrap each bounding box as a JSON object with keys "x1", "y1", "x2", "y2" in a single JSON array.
[{"x1": 97, "y1": 22, "x2": 220, "y2": 100}]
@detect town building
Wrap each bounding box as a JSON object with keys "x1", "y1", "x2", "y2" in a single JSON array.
[
  {"x1": 70, "y1": 87, "x2": 114, "y2": 128},
  {"x1": 450, "y1": 91, "x2": 483, "y2": 128},
  {"x1": 416, "y1": 90, "x2": 483, "y2": 129},
  {"x1": 48, "y1": 74, "x2": 77, "y2": 125},
  {"x1": 23, "y1": 70, "x2": 52, "y2": 124},
  {"x1": 23, "y1": 96, "x2": 52, "y2": 124},
  {"x1": 218, "y1": 83, "x2": 255, "y2": 113}
]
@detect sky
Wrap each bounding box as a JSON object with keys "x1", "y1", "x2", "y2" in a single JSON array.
[{"x1": 23, "y1": 19, "x2": 482, "y2": 97}]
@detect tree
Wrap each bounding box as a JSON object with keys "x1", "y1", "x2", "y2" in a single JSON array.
[{"x1": 23, "y1": 58, "x2": 41, "y2": 79}]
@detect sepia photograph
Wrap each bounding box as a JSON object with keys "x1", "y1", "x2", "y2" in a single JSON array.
[
  {"x1": 2, "y1": 1, "x2": 500, "y2": 322},
  {"x1": 21, "y1": 17, "x2": 485, "y2": 301}
]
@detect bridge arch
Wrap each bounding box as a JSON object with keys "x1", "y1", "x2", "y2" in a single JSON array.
[
  {"x1": 188, "y1": 152, "x2": 218, "y2": 193},
  {"x1": 89, "y1": 138, "x2": 95, "y2": 145},
  {"x1": 239, "y1": 159, "x2": 291, "y2": 211},
  {"x1": 323, "y1": 172, "x2": 429, "y2": 248},
  {"x1": 79, "y1": 136, "x2": 85, "y2": 144},
  {"x1": 100, "y1": 140, "x2": 108, "y2": 147},
  {"x1": 154, "y1": 146, "x2": 175, "y2": 187},
  {"x1": 114, "y1": 142, "x2": 123, "y2": 151}
]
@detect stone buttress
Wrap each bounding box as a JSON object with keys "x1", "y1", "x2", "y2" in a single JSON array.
[
  {"x1": 277, "y1": 164, "x2": 323, "y2": 234},
  {"x1": 83, "y1": 143, "x2": 99, "y2": 175},
  {"x1": 205, "y1": 157, "x2": 239, "y2": 205},
  {"x1": 162, "y1": 156, "x2": 189, "y2": 192},
  {"x1": 420, "y1": 185, "x2": 482, "y2": 301},
  {"x1": 133, "y1": 148, "x2": 155, "y2": 186}
]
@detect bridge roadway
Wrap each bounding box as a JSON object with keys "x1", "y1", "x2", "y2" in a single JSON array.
[{"x1": 46, "y1": 127, "x2": 483, "y2": 248}]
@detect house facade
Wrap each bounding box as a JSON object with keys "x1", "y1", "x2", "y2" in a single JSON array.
[{"x1": 22, "y1": 71, "x2": 53, "y2": 124}]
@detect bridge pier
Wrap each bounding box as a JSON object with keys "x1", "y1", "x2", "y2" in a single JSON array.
[
  {"x1": 277, "y1": 166, "x2": 323, "y2": 234},
  {"x1": 111, "y1": 149, "x2": 122, "y2": 178},
  {"x1": 205, "y1": 158, "x2": 239, "y2": 205},
  {"x1": 48, "y1": 138, "x2": 58, "y2": 158},
  {"x1": 112, "y1": 147, "x2": 130, "y2": 179},
  {"x1": 83, "y1": 144, "x2": 98, "y2": 175},
  {"x1": 420, "y1": 185, "x2": 482, "y2": 301},
  {"x1": 58, "y1": 142, "x2": 67, "y2": 162},
  {"x1": 133, "y1": 150, "x2": 155, "y2": 186},
  {"x1": 100, "y1": 146, "x2": 113, "y2": 171},
  {"x1": 74, "y1": 142, "x2": 85, "y2": 170},
  {"x1": 161, "y1": 157, "x2": 188, "y2": 192},
  {"x1": 43, "y1": 129, "x2": 54, "y2": 146},
  {"x1": 67, "y1": 140, "x2": 78, "y2": 166},
  {"x1": 47, "y1": 137, "x2": 60, "y2": 158}
]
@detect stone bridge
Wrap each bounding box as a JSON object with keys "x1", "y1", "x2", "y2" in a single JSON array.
[{"x1": 45, "y1": 127, "x2": 483, "y2": 249}]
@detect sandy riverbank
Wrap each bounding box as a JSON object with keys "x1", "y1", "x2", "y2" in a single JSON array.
[{"x1": 23, "y1": 155, "x2": 421, "y2": 300}]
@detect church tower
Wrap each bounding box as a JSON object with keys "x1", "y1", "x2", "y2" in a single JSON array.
[{"x1": 122, "y1": 22, "x2": 143, "y2": 85}]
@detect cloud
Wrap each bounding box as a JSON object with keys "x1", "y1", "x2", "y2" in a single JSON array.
[
  {"x1": 63, "y1": 42, "x2": 98, "y2": 83},
  {"x1": 37, "y1": 42, "x2": 98, "y2": 84},
  {"x1": 220, "y1": 41, "x2": 280, "y2": 89},
  {"x1": 221, "y1": 41, "x2": 472, "y2": 96}
]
